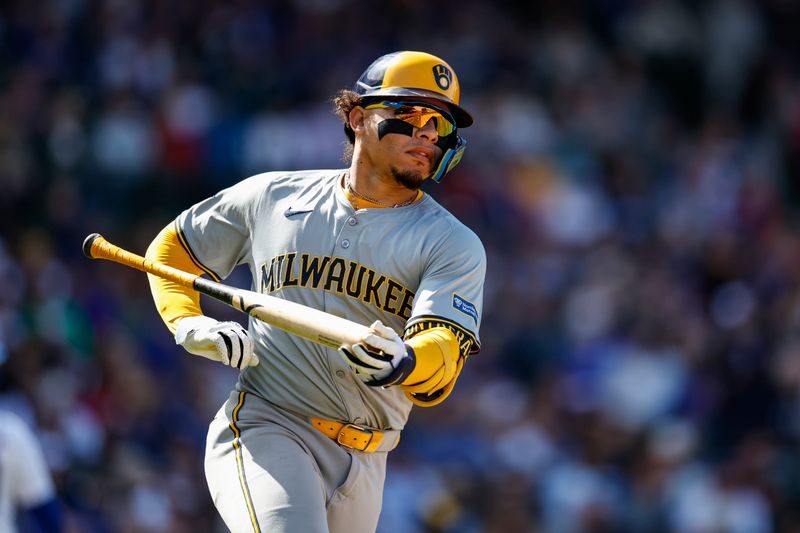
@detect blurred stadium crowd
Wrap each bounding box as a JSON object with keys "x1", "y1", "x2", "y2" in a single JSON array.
[{"x1": 1, "y1": 0, "x2": 799, "y2": 531}]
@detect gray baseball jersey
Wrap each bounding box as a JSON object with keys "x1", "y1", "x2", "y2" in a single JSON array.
[
  {"x1": 178, "y1": 169, "x2": 485, "y2": 430},
  {"x1": 179, "y1": 169, "x2": 485, "y2": 532}
]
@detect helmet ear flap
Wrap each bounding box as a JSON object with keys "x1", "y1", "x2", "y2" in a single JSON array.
[{"x1": 429, "y1": 136, "x2": 466, "y2": 183}]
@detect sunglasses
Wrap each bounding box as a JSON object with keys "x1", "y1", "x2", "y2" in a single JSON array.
[{"x1": 364, "y1": 100, "x2": 457, "y2": 138}]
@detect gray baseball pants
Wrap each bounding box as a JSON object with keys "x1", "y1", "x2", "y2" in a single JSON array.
[{"x1": 205, "y1": 390, "x2": 388, "y2": 533}]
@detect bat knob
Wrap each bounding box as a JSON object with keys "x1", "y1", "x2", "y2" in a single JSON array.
[{"x1": 82, "y1": 233, "x2": 102, "y2": 258}]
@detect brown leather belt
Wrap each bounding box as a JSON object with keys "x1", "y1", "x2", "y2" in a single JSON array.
[{"x1": 310, "y1": 418, "x2": 400, "y2": 453}]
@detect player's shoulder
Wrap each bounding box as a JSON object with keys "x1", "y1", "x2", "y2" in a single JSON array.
[
  {"x1": 241, "y1": 168, "x2": 342, "y2": 191},
  {"x1": 417, "y1": 195, "x2": 484, "y2": 253},
  {"x1": 218, "y1": 169, "x2": 343, "y2": 207}
]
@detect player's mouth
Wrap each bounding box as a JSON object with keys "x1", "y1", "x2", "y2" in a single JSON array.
[{"x1": 406, "y1": 147, "x2": 435, "y2": 165}]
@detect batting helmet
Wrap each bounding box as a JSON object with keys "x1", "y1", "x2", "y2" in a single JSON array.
[{"x1": 354, "y1": 51, "x2": 473, "y2": 128}]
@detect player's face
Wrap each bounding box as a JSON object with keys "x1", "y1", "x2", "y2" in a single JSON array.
[{"x1": 355, "y1": 100, "x2": 453, "y2": 189}]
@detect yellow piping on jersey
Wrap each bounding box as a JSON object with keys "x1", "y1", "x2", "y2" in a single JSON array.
[
  {"x1": 229, "y1": 391, "x2": 262, "y2": 533},
  {"x1": 404, "y1": 315, "x2": 481, "y2": 357},
  {"x1": 174, "y1": 220, "x2": 221, "y2": 282}
]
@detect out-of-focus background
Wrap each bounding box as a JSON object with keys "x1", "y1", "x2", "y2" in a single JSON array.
[{"x1": 1, "y1": 0, "x2": 799, "y2": 531}]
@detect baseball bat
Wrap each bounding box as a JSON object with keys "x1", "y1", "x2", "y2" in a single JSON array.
[{"x1": 82, "y1": 233, "x2": 371, "y2": 349}]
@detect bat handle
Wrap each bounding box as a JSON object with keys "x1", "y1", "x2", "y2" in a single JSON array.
[
  {"x1": 83, "y1": 233, "x2": 198, "y2": 288},
  {"x1": 82, "y1": 233, "x2": 102, "y2": 258}
]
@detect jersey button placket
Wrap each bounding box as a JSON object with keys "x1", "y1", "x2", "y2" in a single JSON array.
[
  {"x1": 347, "y1": 217, "x2": 357, "y2": 226},
  {"x1": 341, "y1": 239, "x2": 350, "y2": 249}
]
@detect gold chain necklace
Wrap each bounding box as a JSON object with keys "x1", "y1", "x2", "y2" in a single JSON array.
[{"x1": 345, "y1": 173, "x2": 417, "y2": 208}]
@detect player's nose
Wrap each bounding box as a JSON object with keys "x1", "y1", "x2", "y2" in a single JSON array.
[{"x1": 414, "y1": 118, "x2": 439, "y2": 143}]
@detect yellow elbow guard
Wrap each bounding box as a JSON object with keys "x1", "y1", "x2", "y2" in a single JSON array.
[
  {"x1": 401, "y1": 327, "x2": 462, "y2": 405},
  {"x1": 146, "y1": 222, "x2": 207, "y2": 334},
  {"x1": 404, "y1": 358, "x2": 464, "y2": 407}
]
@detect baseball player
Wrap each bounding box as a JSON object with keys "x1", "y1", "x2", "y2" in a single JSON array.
[
  {"x1": 0, "y1": 410, "x2": 63, "y2": 532},
  {"x1": 145, "y1": 50, "x2": 485, "y2": 532}
]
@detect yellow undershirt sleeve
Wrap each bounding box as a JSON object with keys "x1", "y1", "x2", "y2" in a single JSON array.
[
  {"x1": 145, "y1": 223, "x2": 206, "y2": 335},
  {"x1": 401, "y1": 327, "x2": 463, "y2": 407}
]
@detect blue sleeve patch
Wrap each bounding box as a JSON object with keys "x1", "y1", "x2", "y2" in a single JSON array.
[{"x1": 452, "y1": 294, "x2": 478, "y2": 324}]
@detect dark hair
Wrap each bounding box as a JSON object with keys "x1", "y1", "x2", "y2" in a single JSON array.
[{"x1": 332, "y1": 89, "x2": 362, "y2": 162}]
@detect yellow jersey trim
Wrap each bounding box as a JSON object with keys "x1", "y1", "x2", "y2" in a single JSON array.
[
  {"x1": 404, "y1": 315, "x2": 480, "y2": 357},
  {"x1": 229, "y1": 392, "x2": 262, "y2": 533},
  {"x1": 174, "y1": 220, "x2": 222, "y2": 282}
]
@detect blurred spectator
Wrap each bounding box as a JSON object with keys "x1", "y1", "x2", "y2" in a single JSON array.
[{"x1": 0, "y1": 409, "x2": 62, "y2": 532}]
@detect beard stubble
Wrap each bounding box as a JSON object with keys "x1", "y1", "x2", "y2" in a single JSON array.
[{"x1": 390, "y1": 166, "x2": 426, "y2": 190}]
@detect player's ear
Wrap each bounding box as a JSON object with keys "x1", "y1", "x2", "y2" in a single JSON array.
[{"x1": 349, "y1": 106, "x2": 367, "y2": 134}]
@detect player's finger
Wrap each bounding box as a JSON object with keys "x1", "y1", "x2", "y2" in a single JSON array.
[
  {"x1": 227, "y1": 325, "x2": 256, "y2": 369},
  {"x1": 348, "y1": 344, "x2": 381, "y2": 372},
  {"x1": 339, "y1": 345, "x2": 385, "y2": 372},
  {"x1": 369, "y1": 320, "x2": 398, "y2": 340},
  {"x1": 352, "y1": 344, "x2": 391, "y2": 367},
  {"x1": 214, "y1": 332, "x2": 232, "y2": 366},
  {"x1": 240, "y1": 334, "x2": 258, "y2": 367},
  {"x1": 362, "y1": 333, "x2": 404, "y2": 357},
  {"x1": 233, "y1": 332, "x2": 246, "y2": 369},
  {"x1": 221, "y1": 330, "x2": 242, "y2": 368}
]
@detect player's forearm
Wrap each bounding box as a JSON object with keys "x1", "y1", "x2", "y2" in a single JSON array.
[
  {"x1": 146, "y1": 223, "x2": 205, "y2": 334},
  {"x1": 401, "y1": 327, "x2": 460, "y2": 394}
]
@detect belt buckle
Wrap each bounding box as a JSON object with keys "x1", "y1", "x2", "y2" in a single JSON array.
[{"x1": 336, "y1": 423, "x2": 374, "y2": 451}]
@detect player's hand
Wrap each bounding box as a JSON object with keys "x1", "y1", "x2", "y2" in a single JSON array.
[
  {"x1": 338, "y1": 320, "x2": 416, "y2": 387},
  {"x1": 175, "y1": 315, "x2": 259, "y2": 369}
]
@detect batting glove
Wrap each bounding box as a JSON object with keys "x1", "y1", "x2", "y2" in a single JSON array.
[
  {"x1": 175, "y1": 315, "x2": 259, "y2": 369},
  {"x1": 338, "y1": 320, "x2": 416, "y2": 387}
]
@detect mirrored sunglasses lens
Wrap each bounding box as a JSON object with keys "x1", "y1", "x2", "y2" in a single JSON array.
[
  {"x1": 397, "y1": 108, "x2": 454, "y2": 137},
  {"x1": 367, "y1": 101, "x2": 456, "y2": 137}
]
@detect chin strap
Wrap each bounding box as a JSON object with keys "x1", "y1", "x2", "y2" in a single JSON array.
[{"x1": 376, "y1": 119, "x2": 466, "y2": 183}]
